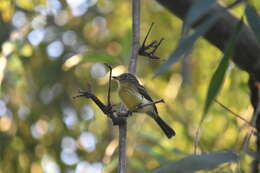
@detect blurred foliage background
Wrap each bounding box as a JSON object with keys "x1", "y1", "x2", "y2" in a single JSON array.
[{"x1": 0, "y1": 0, "x2": 260, "y2": 173}]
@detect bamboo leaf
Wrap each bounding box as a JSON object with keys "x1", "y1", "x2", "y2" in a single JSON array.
[
  {"x1": 202, "y1": 17, "x2": 244, "y2": 117},
  {"x1": 153, "y1": 150, "x2": 238, "y2": 173},
  {"x1": 183, "y1": 0, "x2": 217, "y2": 34},
  {"x1": 154, "y1": 15, "x2": 218, "y2": 77}
]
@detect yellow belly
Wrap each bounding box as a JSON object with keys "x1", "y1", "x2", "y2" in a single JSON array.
[
  {"x1": 118, "y1": 86, "x2": 152, "y2": 112},
  {"x1": 119, "y1": 87, "x2": 142, "y2": 110}
]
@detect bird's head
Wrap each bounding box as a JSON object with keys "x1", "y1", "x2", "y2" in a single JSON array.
[{"x1": 112, "y1": 73, "x2": 139, "y2": 84}]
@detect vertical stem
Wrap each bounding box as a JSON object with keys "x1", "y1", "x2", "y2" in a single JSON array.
[
  {"x1": 118, "y1": 0, "x2": 140, "y2": 173},
  {"x1": 118, "y1": 120, "x2": 127, "y2": 173},
  {"x1": 128, "y1": 0, "x2": 140, "y2": 74},
  {"x1": 252, "y1": 102, "x2": 260, "y2": 173}
]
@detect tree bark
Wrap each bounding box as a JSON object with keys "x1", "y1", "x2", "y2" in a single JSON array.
[{"x1": 249, "y1": 76, "x2": 260, "y2": 173}]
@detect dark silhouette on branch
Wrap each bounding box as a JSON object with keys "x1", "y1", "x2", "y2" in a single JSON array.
[{"x1": 155, "y1": 0, "x2": 260, "y2": 81}]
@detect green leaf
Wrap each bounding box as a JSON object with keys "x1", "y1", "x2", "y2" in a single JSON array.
[
  {"x1": 183, "y1": 0, "x2": 244, "y2": 33},
  {"x1": 154, "y1": 15, "x2": 219, "y2": 77},
  {"x1": 84, "y1": 52, "x2": 117, "y2": 63},
  {"x1": 154, "y1": 0, "x2": 245, "y2": 78},
  {"x1": 203, "y1": 54, "x2": 230, "y2": 115},
  {"x1": 153, "y1": 150, "x2": 238, "y2": 173},
  {"x1": 226, "y1": 0, "x2": 245, "y2": 9},
  {"x1": 245, "y1": 5, "x2": 260, "y2": 43},
  {"x1": 202, "y1": 17, "x2": 244, "y2": 117},
  {"x1": 183, "y1": 0, "x2": 217, "y2": 34}
]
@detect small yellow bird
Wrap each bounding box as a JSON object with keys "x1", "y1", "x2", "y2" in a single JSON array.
[{"x1": 113, "y1": 73, "x2": 175, "y2": 138}]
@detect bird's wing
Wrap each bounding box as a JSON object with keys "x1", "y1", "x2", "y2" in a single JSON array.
[{"x1": 136, "y1": 83, "x2": 158, "y2": 114}]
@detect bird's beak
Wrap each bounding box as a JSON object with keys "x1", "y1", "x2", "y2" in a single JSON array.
[{"x1": 112, "y1": 76, "x2": 119, "y2": 80}]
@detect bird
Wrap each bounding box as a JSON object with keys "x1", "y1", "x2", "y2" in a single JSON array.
[{"x1": 112, "y1": 73, "x2": 175, "y2": 138}]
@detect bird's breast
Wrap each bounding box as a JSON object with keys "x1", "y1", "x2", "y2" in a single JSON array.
[
  {"x1": 118, "y1": 86, "x2": 152, "y2": 112},
  {"x1": 119, "y1": 86, "x2": 141, "y2": 110}
]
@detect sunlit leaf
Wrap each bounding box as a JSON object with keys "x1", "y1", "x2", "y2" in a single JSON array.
[
  {"x1": 245, "y1": 5, "x2": 260, "y2": 43},
  {"x1": 226, "y1": 0, "x2": 245, "y2": 9},
  {"x1": 202, "y1": 17, "x2": 244, "y2": 117},
  {"x1": 153, "y1": 150, "x2": 238, "y2": 173},
  {"x1": 154, "y1": 15, "x2": 219, "y2": 77}
]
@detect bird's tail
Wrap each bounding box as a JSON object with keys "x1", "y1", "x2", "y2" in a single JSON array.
[{"x1": 150, "y1": 112, "x2": 176, "y2": 138}]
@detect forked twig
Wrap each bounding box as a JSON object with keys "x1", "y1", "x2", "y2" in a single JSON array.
[
  {"x1": 73, "y1": 68, "x2": 123, "y2": 125},
  {"x1": 139, "y1": 23, "x2": 164, "y2": 60},
  {"x1": 141, "y1": 22, "x2": 154, "y2": 49}
]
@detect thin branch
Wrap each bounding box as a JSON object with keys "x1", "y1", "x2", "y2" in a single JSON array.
[
  {"x1": 132, "y1": 99, "x2": 164, "y2": 112},
  {"x1": 141, "y1": 22, "x2": 154, "y2": 48},
  {"x1": 214, "y1": 99, "x2": 253, "y2": 127},
  {"x1": 73, "y1": 86, "x2": 122, "y2": 125},
  {"x1": 104, "y1": 63, "x2": 113, "y2": 107},
  {"x1": 151, "y1": 38, "x2": 164, "y2": 54},
  {"x1": 118, "y1": 0, "x2": 140, "y2": 172},
  {"x1": 118, "y1": 119, "x2": 127, "y2": 173},
  {"x1": 118, "y1": 99, "x2": 165, "y2": 117},
  {"x1": 128, "y1": 0, "x2": 140, "y2": 74}
]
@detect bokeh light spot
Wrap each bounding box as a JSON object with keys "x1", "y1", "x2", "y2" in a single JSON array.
[
  {"x1": 60, "y1": 149, "x2": 79, "y2": 165},
  {"x1": 79, "y1": 131, "x2": 97, "y2": 152},
  {"x1": 30, "y1": 120, "x2": 49, "y2": 139},
  {"x1": 43, "y1": 26, "x2": 58, "y2": 43},
  {"x1": 54, "y1": 10, "x2": 69, "y2": 26},
  {"x1": 62, "y1": 30, "x2": 77, "y2": 46},
  {"x1": 2, "y1": 42, "x2": 15, "y2": 56},
  {"x1": 75, "y1": 161, "x2": 103, "y2": 173},
  {"x1": 46, "y1": 40, "x2": 64, "y2": 59},
  {"x1": 61, "y1": 136, "x2": 77, "y2": 151},
  {"x1": 62, "y1": 107, "x2": 78, "y2": 128},
  {"x1": 31, "y1": 16, "x2": 47, "y2": 29},
  {"x1": 18, "y1": 106, "x2": 30, "y2": 120},
  {"x1": 0, "y1": 100, "x2": 7, "y2": 116},
  {"x1": 106, "y1": 41, "x2": 122, "y2": 56},
  {"x1": 80, "y1": 105, "x2": 94, "y2": 120},
  {"x1": 12, "y1": 11, "x2": 28, "y2": 28},
  {"x1": 0, "y1": 116, "x2": 12, "y2": 131},
  {"x1": 30, "y1": 162, "x2": 43, "y2": 173},
  {"x1": 40, "y1": 86, "x2": 54, "y2": 104},
  {"x1": 41, "y1": 155, "x2": 60, "y2": 173},
  {"x1": 46, "y1": 0, "x2": 62, "y2": 15},
  {"x1": 92, "y1": 16, "x2": 107, "y2": 31},
  {"x1": 66, "y1": 0, "x2": 89, "y2": 16},
  {"x1": 28, "y1": 29, "x2": 45, "y2": 46},
  {"x1": 90, "y1": 63, "x2": 106, "y2": 78}
]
